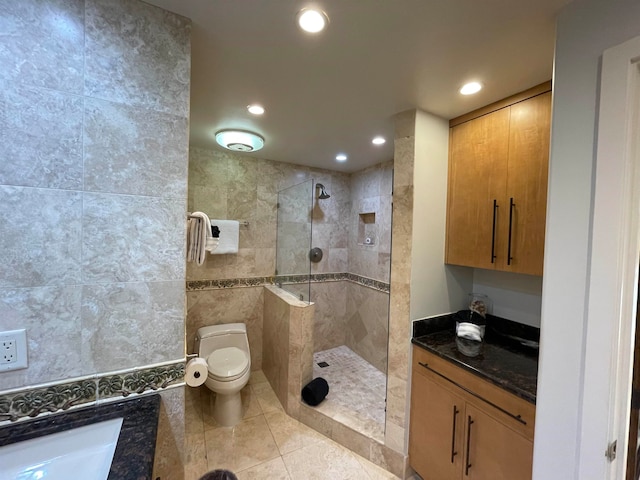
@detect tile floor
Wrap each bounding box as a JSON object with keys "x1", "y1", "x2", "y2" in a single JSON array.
[
  {"x1": 185, "y1": 370, "x2": 399, "y2": 480},
  {"x1": 312, "y1": 346, "x2": 387, "y2": 441}
]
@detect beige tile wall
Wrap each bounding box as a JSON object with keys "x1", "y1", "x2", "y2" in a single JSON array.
[
  {"x1": 385, "y1": 111, "x2": 416, "y2": 458},
  {"x1": 186, "y1": 287, "x2": 264, "y2": 371},
  {"x1": 349, "y1": 161, "x2": 394, "y2": 282},
  {"x1": 345, "y1": 282, "x2": 390, "y2": 374},
  {"x1": 263, "y1": 286, "x2": 314, "y2": 419},
  {"x1": 187, "y1": 147, "x2": 351, "y2": 281}
]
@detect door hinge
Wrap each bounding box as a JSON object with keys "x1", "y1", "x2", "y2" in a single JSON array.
[{"x1": 605, "y1": 440, "x2": 617, "y2": 462}]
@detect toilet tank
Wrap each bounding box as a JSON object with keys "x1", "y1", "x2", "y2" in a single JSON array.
[{"x1": 195, "y1": 323, "x2": 249, "y2": 358}]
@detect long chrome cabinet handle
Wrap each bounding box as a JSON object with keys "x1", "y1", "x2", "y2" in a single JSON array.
[
  {"x1": 491, "y1": 199, "x2": 498, "y2": 264},
  {"x1": 507, "y1": 197, "x2": 515, "y2": 265},
  {"x1": 451, "y1": 405, "x2": 459, "y2": 463},
  {"x1": 418, "y1": 361, "x2": 527, "y2": 425},
  {"x1": 465, "y1": 415, "x2": 474, "y2": 476}
]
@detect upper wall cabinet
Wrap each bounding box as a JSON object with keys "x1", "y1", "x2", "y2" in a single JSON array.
[{"x1": 445, "y1": 83, "x2": 552, "y2": 276}]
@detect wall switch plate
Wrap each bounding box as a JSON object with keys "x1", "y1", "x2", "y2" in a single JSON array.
[{"x1": 0, "y1": 329, "x2": 28, "y2": 372}]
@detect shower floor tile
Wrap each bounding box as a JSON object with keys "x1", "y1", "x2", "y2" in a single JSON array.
[{"x1": 312, "y1": 346, "x2": 386, "y2": 440}]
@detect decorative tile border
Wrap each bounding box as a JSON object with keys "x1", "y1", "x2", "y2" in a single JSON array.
[
  {"x1": 186, "y1": 273, "x2": 390, "y2": 293},
  {"x1": 345, "y1": 273, "x2": 390, "y2": 293},
  {"x1": 186, "y1": 276, "x2": 274, "y2": 290},
  {"x1": 0, "y1": 361, "x2": 184, "y2": 424}
]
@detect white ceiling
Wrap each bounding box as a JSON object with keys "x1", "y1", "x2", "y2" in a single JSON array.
[{"x1": 144, "y1": 0, "x2": 570, "y2": 173}]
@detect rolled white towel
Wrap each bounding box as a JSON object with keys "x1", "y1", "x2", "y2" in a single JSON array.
[
  {"x1": 188, "y1": 212, "x2": 212, "y2": 265},
  {"x1": 456, "y1": 322, "x2": 484, "y2": 342},
  {"x1": 187, "y1": 217, "x2": 198, "y2": 263}
]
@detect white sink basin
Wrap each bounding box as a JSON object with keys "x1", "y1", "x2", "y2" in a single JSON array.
[{"x1": 0, "y1": 417, "x2": 123, "y2": 480}]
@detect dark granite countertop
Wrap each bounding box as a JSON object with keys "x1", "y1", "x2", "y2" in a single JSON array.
[
  {"x1": 0, "y1": 393, "x2": 161, "y2": 479},
  {"x1": 412, "y1": 313, "x2": 539, "y2": 404}
]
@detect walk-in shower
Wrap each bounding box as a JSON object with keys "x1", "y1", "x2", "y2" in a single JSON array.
[{"x1": 275, "y1": 173, "x2": 392, "y2": 441}]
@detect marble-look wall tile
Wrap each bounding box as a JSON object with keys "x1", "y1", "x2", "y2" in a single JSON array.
[
  {"x1": 369, "y1": 441, "x2": 406, "y2": 479},
  {"x1": 348, "y1": 161, "x2": 393, "y2": 282},
  {"x1": 81, "y1": 281, "x2": 184, "y2": 373},
  {"x1": 385, "y1": 375, "x2": 407, "y2": 428},
  {"x1": 153, "y1": 386, "x2": 186, "y2": 480},
  {"x1": 0, "y1": 83, "x2": 83, "y2": 189},
  {"x1": 393, "y1": 137, "x2": 415, "y2": 188},
  {"x1": 263, "y1": 286, "x2": 290, "y2": 408},
  {"x1": 84, "y1": 0, "x2": 191, "y2": 117},
  {"x1": 311, "y1": 281, "x2": 347, "y2": 352},
  {"x1": 186, "y1": 287, "x2": 263, "y2": 370},
  {"x1": 385, "y1": 115, "x2": 416, "y2": 457},
  {"x1": 0, "y1": 285, "x2": 82, "y2": 390},
  {"x1": 391, "y1": 186, "x2": 414, "y2": 237},
  {"x1": 82, "y1": 193, "x2": 185, "y2": 283},
  {"x1": 83, "y1": 98, "x2": 188, "y2": 197},
  {"x1": 188, "y1": 147, "x2": 230, "y2": 188},
  {"x1": 0, "y1": 186, "x2": 82, "y2": 288},
  {"x1": 328, "y1": 248, "x2": 348, "y2": 273},
  {"x1": 190, "y1": 184, "x2": 228, "y2": 220},
  {"x1": 384, "y1": 420, "x2": 406, "y2": 453},
  {"x1": 0, "y1": 0, "x2": 85, "y2": 93},
  {"x1": 345, "y1": 283, "x2": 389, "y2": 373},
  {"x1": 263, "y1": 285, "x2": 314, "y2": 417},
  {"x1": 188, "y1": 147, "x2": 352, "y2": 282}
]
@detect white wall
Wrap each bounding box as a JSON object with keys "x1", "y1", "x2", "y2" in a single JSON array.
[
  {"x1": 472, "y1": 270, "x2": 542, "y2": 327},
  {"x1": 410, "y1": 110, "x2": 472, "y2": 320},
  {"x1": 535, "y1": 0, "x2": 640, "y2": 478}
]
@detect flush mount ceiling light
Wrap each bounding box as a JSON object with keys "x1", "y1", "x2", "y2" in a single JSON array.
[
  {"x1": 460, "y1": 82, "x2": 483, "y2": 95},
  {"x1": 297, "y1": 8, "x2": 328, "y2": 33},
  {"x1": 215, "y1": 129, "x2": 265, "y2": 152},
  {"x1": 247, "y1": 104, "x2": 265, "y2": 115},
  {"x1": 372, "y1": 136, "x2": 386, "y2": 145},
  {"x1": 335, "y1": 153, "x2": 348, "y2": 162}
]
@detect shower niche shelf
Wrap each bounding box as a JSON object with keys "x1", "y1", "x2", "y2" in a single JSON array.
[{"x1": 358, "y1": 212, "x2": 376, "y2": 246}]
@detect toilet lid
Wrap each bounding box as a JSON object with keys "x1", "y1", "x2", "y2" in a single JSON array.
[{"x1": 207, "y1": 347, "x2": 249, "y2": 378}]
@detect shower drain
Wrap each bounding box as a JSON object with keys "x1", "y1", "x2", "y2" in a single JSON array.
[{"x1": 317, "y1": 361, "x2": 329, "y2": 368}]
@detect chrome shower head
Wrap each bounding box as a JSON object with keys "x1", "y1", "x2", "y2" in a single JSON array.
[{"x1": 316, "y1": 183, "x2": 330, "y2": 199}]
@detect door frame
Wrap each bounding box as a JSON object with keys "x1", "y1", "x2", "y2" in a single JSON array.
[{"x1": 579, "y1": 35, "x2": 640, "y2": 479}]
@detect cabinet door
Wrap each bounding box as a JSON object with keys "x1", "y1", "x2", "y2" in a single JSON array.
[
  {"x1": 409, "y1": 369, "x2": 465, "y2": 480},
  {"x1": 463, "y1": 404, "x2": 533, "y2": 480},
  {"x1": 503, "y1": 92, "x2": 551, "y2": 275},
  {"x1": 446, "y1": 108, "x2": 510, "y2": 270}
]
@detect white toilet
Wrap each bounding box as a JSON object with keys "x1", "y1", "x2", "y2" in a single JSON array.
[{"x1": 194, "y1": 323, "x2": 251, "y2": 427}]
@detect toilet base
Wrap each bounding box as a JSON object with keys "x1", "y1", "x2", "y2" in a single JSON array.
[{"x1": 213, "y1": 392, "x2": 243, "y2": 427}]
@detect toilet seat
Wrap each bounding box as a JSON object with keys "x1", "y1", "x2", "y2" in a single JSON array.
[{"x1": 206, "y1": 347, "x2": 250, "y2": 381}]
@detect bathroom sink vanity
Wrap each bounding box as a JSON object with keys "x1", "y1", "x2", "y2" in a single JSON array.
[
  {"x1": 0, "y1": 394, "x2": 161, "y2": 480},
  {"x1": 409, "y1": 314, "x2": 538, "y2": 480}
]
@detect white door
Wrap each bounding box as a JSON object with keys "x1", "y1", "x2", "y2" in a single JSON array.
[{"x1": 579, "y1": 35, "x2": 640, "y2": 479}]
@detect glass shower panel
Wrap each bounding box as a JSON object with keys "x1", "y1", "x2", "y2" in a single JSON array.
[{"x1": 275, "y1": 179, "x2": 313, "y2": 302}]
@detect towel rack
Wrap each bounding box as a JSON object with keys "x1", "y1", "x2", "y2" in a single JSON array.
[{"x1": 187, "y1": 214, "x2": 249, "y2": 227}]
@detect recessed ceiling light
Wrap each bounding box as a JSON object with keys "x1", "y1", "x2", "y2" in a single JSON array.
[
  {"x1": 336, "y1": 153, "x2": 347, "y2": 162},
  {"x1": 215, "y1": 129, "x2": 265, "y2": 152},
  {"x1": 297, "y1": 8, "x2": 328, "y2": 33},
  {"x1": 247, "y1": 104, "x2": 265, "y2": 115},
  {"x1": 460, "y1": 82, "x2": 482, "y2": 95},
  {"x1": 372, "y1": 136, "x2": 386, "y2": 145}
]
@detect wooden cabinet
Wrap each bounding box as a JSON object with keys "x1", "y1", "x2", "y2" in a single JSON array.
[
  {"x1": 445, "y1": 83, "x2": 551, "y2": 276},
  {"x1": 409, "y1": 346, "x2": 535, "y2": 480},
  {"x1": 410, "y1": 367, "x2": 465, "y2": 480}
]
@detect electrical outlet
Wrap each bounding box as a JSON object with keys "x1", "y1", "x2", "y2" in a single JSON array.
[
  {"x1": 0, "y1": 329, "x2": 28, "y2": 372},
  {"x1": 2, "y1": 338, "x2": 17, "y2": 363}
]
